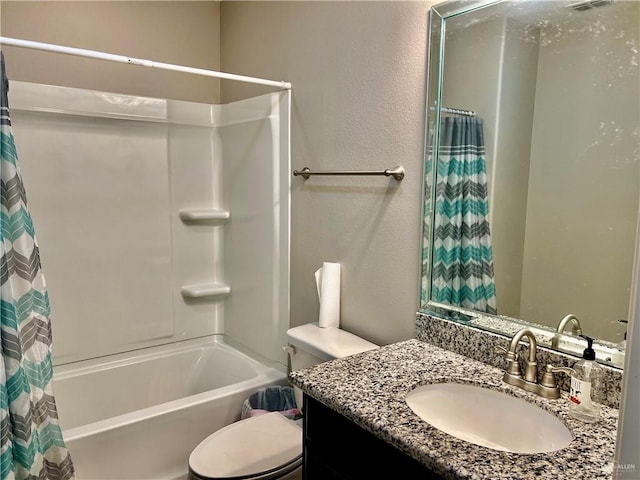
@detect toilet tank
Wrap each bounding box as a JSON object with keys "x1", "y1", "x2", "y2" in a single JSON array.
[{"x1": 286, "y1": 323, "x2": 378, "y2": 372}]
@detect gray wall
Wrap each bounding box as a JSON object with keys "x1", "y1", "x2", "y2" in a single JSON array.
[
  {"x1": 520, "y1": 6, "x2": 639, "y2": 342},
  {"x1": 0, "y1": 1, "x2": 221, "y2": 103},
  {"x1": 2, "y1": 0, "x2": 636, "y2": 470},
  {"x1": 220, "y1": 1, "x2": 432, "y2": 344}
]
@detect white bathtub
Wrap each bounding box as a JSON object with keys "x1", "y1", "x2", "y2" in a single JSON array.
[{"x1": 53, "y1": 336, "x2": 287, "y2": 480}]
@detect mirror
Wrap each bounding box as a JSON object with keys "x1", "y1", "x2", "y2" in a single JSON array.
[{"x1": 421, "y1": 0, "x2": 639, "y2": 369}]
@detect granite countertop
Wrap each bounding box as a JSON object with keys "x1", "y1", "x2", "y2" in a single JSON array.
[{"x1": 289, "y1": 339, "x2": 619, "y2": 480}]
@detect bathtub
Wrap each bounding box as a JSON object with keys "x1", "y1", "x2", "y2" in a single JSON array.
[{"x1": 53, "y1": 336, "x2": 287, "y2": 480}]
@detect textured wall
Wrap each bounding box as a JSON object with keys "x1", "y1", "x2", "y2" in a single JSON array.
[
  {"x1": 521, "y1": 6, "x2": 639, "y2": 343},
  {"x1": 0, "y1": 1, "x2": 221, "y2": 103},
  {"x1": 220, "y1": 1, "x2": 433, "y2": 345}
]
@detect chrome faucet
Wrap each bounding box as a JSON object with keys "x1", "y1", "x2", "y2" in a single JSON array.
[
  {"x1": 497, "y1": 328, "x2": 571, "y2": 399},
  {"x1": 552, "y1": 314, "x2": 582, "y2": 348}
]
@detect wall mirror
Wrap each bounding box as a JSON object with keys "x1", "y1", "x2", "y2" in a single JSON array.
[{"x1": 420, "y1": 0, "x2": 639, "y2": 369}]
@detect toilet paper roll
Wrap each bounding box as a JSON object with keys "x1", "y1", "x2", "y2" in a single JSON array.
[{"x1": 315, "y1": 262, "x2": 341, "y2": 328}]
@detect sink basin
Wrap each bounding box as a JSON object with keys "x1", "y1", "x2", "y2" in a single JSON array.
[{"x1": 405, "y1": 383, "x2": 573, "y2": 454}]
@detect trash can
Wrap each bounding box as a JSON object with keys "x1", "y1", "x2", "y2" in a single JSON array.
[{"x1": 241, "y1": 385, "x2": 301, "y2": 420}]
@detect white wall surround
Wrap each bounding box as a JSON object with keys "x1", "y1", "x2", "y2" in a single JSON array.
[
  {"x1": 221, "y1": 92, "x2": 292, "y2": 366},
  {"x1": 10, "y1": 81, "x2": 290, "y2": 366}
]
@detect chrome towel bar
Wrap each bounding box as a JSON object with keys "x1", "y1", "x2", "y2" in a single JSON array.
[{"x1": 293, "y1": 165, "x2": 405, "y2": 181}]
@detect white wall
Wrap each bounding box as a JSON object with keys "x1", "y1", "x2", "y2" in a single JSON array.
[{"x1": 220, "y1": 1, "x2": 432, "y2": 344}]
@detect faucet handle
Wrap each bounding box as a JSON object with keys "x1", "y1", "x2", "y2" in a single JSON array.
[
  {"x1": 494, "y1": 345, "x2": 519, "y2": 364},
  {"x1": 535, "y1": 365, "x2": 575, "y2": 399},
  {"x1": 540, "y1": 364, "x2": 575, "y2": 388},
  {"x1": 495, "y1": 345, "x2": 522, "y2": 377},
  {"x1": 494, "y1": 345, "x2": 518, "y2": 360},
  {"x1": 494, "y1": 345, "x2": 509, "y2": 357}
]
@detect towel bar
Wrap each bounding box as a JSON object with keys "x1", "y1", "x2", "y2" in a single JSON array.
[{"x1": 293, "y1": 165, "x2": 405, "y2": 181}]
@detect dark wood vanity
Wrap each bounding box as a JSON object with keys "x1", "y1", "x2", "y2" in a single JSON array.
[
  {"x1": 290, "y1": 340, "x2": 619, "y2": 480},
  {"x1": 302, "y1": 395, "x2": 444, "y2": 480}
]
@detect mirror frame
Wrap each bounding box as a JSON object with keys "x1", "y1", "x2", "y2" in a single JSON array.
[{"x1": 419, "y1": 0, "x2": 631, "y2": 370}]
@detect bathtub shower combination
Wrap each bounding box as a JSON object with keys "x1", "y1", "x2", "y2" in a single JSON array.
[
  {"x1": 9, "y1": 81, "x2": 291, "y2": 480},
  {"x1": 54, "y1": 338, "x2": 285, "y2": 480}
]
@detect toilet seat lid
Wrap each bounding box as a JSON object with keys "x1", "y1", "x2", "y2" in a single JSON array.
[{"x1": 189, "y1": 412, "x2": 302, "y2": 479}]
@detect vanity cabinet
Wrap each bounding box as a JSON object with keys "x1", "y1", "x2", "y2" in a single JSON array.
[{"x1": 303, "y1": 395, "x2": 444, "y2": 480}]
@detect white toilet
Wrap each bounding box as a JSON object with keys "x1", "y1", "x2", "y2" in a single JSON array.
[{"x1": 188, "y1": 323, "x2": 378, "y2": 480}]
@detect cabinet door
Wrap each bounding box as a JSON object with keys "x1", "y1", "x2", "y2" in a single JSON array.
[{"x1": 303, "y1": 395, "x2": 443, "y2": 480}]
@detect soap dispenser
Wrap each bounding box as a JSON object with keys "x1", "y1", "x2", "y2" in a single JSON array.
[{"x1": 568, "y1": 335, "x2": 604, "y2": 423}]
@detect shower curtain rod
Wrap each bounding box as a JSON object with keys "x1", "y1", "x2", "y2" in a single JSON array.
[
  {"x1": 0, "y1": 37, "x2": 292, "y2": 90},
  {"x1": 430, "y1": 106, "x2": 477, "y2": 117}
]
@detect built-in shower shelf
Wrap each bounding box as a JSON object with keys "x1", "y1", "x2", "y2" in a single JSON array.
[
  {"x1": 179, "y1": 209, "x2": 230, "y2": 224},
  {"x1": 181, "y1": 283, "x2": 231, "y2": 299}
]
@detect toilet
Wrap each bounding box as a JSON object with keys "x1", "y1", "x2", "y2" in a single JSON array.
[{"x1": 188, "y1": 323, "x2": 378, "y2": 480}]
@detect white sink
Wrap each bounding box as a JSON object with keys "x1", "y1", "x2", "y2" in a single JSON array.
[{"x1": 405, "y1": 383, "x2": 573, "y2": 454}]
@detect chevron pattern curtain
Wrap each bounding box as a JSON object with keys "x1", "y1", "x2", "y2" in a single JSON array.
[
  {"x1": 0, "y1": 53, "x2": 75, "y2": 480},
  {"x1": 431, "y1": 116, "x2": 497, "y2": 315}
]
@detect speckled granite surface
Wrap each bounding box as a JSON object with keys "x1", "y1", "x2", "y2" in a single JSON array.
[
  {"x1": 289, "y1": 339, "x2": 618, "y2": 480},
  {"x1": 416, "y1": 313, "x2": 623, "y2": 409}
]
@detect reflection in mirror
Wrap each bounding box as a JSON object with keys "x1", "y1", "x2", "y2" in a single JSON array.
[
  {"x1": 421, "y1": 0, "x2": 639, "y2": 369},
  {"x1": 432, "y1": 115, "x2": 498, "y2": 315}
]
